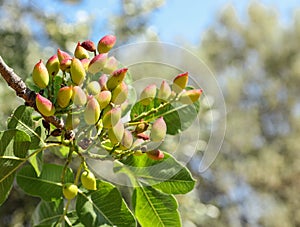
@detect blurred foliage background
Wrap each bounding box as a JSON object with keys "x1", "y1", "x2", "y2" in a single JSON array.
[{"x1": 0, "y1": 0, "x2": 299, "y2": 226}]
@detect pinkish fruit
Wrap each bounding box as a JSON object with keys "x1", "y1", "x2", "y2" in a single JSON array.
[
  {"x1": 84, "y1": 96, "x2": 101, "y2": 125},
  {"x1": 88, "y1": 54, "x2": 108, "y2": 74},
  {"x1": 102, "y1": 56, "x2": 118, "y2": 74},
  {"x1": 106, "y1": 68, "x2": 128, "y2": 90},
  {"x1": 80, "y1": 58, "x2": 90, "y2": 71},
  {"x1": 72, "y1": 86, "x2": 87, "y2": 106},
  {"x1": 46, "y1": 55, "x2": 60, "y2": 77},
  {"x1": 81, "y1": 40, "x2": 96, "y2": 52},
  {"x1": 150, "y1": 117, "x2": 167, "y2": 142},
  {"x1": 95, "y1": 90, "x2": 111, "y2": 109},
  {"x1": 36, "y1": 94, "x2": 55, "y2": 117},
  {"x1": 139, "y1": 84, "x2": 157, "y2": 106},
  {"x1": 172, "y1": 72, "x2": 188, "y2": 93},
  {"x1": 32, "y1": 60, "x2": 49, "y2": 89},
  {"x1": 111, "y1": 82, "x2": 128, "y2": 105},
  {"x1": 70, "y1": 58, "x2": 86, "y2": 85},
  {"x1": 119, "y1": 129, "x2": 133, "y2": 150},
  {"x1": 147, "y1": 149, "x2": 164, "y2": 160},
  {"x1": 157, "y1": 80, "x2": 171, "y2": 102},
  {"x1": 102, "y1": 107, "x2": 121, "y2": 128},
  {"x1": 97, "y1": 35, "x2": 116, "y2": 53},
  {"x1": 59, "y1": 58, "x2": 72, "y2": 72},
  {"x1": 57, "y1": 86, "x2": 73, "y2": 108},
  {"x1": 74, "y1": 42, "x2": 90, "y2": 59},
  {"x1": 57, "y1": 49, "x2": 72, "y2": 63},
  {"x1": 98, "y1": 74, "x2": 108, "y2": 90},
  {"x1": 179, "y1": 89, "x2": 203, "y2": 104}
]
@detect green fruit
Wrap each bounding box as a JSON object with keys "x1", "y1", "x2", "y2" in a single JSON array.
[
  {"x1": 150, "y1": 117, "x2": 167, "y2": 142},
  {"x1": 63, "y1": 183, "x2": 78, "y2": 200},
  {"x1": 86, "y1": 81, "x2": 101, "y2": 95},
  {"x1": 102, "y1": 107, "x2": 121, "y2": 128},
  {"x1": 106, "y1": 68, "x2": 128, "y2": 90},
  {"x1": 57, "y1": 86, "x2": 73, "y2": 108},
  {"x1": 36, "y1": 94, "x2": 55, "y2": 117},
  {"x1": 179, "y1": 89, "x2": 203, "y2": 104},
  {"x1": 88, "y1": 54, "x2": 108, "y2": 74},
  {"x1": 74, "y1": 42, "x2": 90, "y2": 59},
  {"x1": 72, "y1": 86, "x2": 87, "y2": 106},
  {"x1": 108, "y1": 120, "x2": 124, "y2": 145},
  {"x1": 95, "y1": 90, "x2": 111, "y2": 109},
  {"x1": 172, "y1": 72, "x2": 188, "y2": 93},
  {"x1": 84, "y1": 96, "x2": 101, "y2": 125},
  {"x1": 46, "y1": 55, "x2": 60, "y2": 77},
  {"x1": 147, "y1": 149, "x2": 164, "y2": 160},
  {"x1": 70, "y1": 58, "x2": 86, "y2": 85},
  {"x1": 119, "y1": 129, "x2": 133, "y2": 150},
  {"x1": 111, "y1": 81, "x2": 128, "y2": 105},
  {"x1": 157, "y1": 80, "x2": 171, "y2": 102},
  {"x1": 66, "y1": 114, "x2": 80, "y2": 130},
  {"x1": 140, "y1": 84, "x2": 157, "y2": 106},
  {"x1": 81, "y1": 170, "x2": 97, "y2": 190},
  {"x1": 102, "y1": 56, "x2": 118, "y2": 74},
  {"x1": 32, "y1": 60, "x2": 49, "y2": 89},
  {"x1": 97, "y1": 35, "x2": 116, "y2": 53}
]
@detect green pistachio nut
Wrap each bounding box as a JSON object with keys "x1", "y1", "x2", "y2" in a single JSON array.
[
  {"x1": 32, "y1": 60, "x2": 49, "y2": 89},
  {"x1": 97, "y1": 35, "x2": 116, "y2": 53},
  {"x1": 65, "y1": 114, "x2": 80, "y2": 130},
  {"x1": 36, "y1": 94, "x2": 55, "y2": 117},
  {"x1": 57, "y1": 86, "x2": 73, "y2": 108},
  {"x1": 57, "y1": 48, "x2": 72, "y2": 63},
  {"x1": 150, "y1": 117, "x2": 167, "y2": 142},
  {"x1": 108, "y1": 120, "x2": 124, "y2": 145},
  {"x1": 140, "y1": 84, "x2": 157, "y2": 106},
  {"x1": 106, "y1": 68, "x2": 128, "y2": 90},
  {"x1": 95, "y1": 90, "x2": 111, "y2": 109},
  {"x1": 81, "y1": 170, "x2": 97, "y2": 190},
  {"x1": 102, "y1": 56, "x2": 118, "y2": 74},
  {"x1": 102, "y1": 107, "x2": 121, "y2": 128},
  {"x1": 157, "y1": 80, "x2": 171, "y2": 102},
  {"x1": 63, "y1": 183, "x2": 78, "y2": 200},
  {"x1": 119, "y1": 129, "x2": 133, "y2": 150},
  {"x1": 81, "y1": 40, "x2": 96, "y2": 52},
  {"x1": 46, "y1": 55, "x2": 60, "y2": 77},
  {"x1": 98, "y1": 74, "x2": 108, "y2": 90},
  {"x1": 86, "y1": 81, "x2": 101, "y2": 95},
  {"x1": 111, "y1": 81, "x2": 128, "y2": 105},
  {"x1": 72, "y1": 86, "x2": 87, "y2": 106},
  {"x1": 88, "y1": 54, "x2": 108, "y2": 74},
  {"x1": 84, "y1": 96, "x2": 101, "y2": 125},
  {"x1": 179, "y1": 89, "x2": 203, "y2": 104},
  {"x1": 172, "y1": 72, "x2": 189, "y2": 93},
  {"x1": 70, "y1": 58, "x2": 86, "y2": 85},
  {"x1": 74, "y1": 42, "x2": 89, "y2": 59},
  {"x1": 147, "y1": 149, "x2": 164, "y2": 161}
]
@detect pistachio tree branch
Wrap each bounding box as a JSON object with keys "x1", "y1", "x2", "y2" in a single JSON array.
[{"x1": 0, "y1": 56, "x2": 64, "y2": 129}]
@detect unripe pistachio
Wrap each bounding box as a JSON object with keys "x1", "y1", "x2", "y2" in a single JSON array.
[
  {"x1": 98, "y1": 74, "x2": 108, "y2": 90},
  {"x1": 140, "y1": 84, "x2": 157, "y2": 106},
  {"x1": 72, "y1": 86, "x2": 87, "y2": 106},
  {"x1": 179, "y1": 89, "x2": 203, "y2": 104},
  {"x1": 74, "y1": 42, "x2": 89, "y2": 59},
  {"x1": 119, "y1": 129, "x2": 133, "y2": 150},
  {"x1": 66, "y1": 114, "x2": 80, "y2": 130},
  {"x1": 172, "y1": 72, "x2": 189, "y2": 93},
  {"x1": 59, "y1": 58, "x2": 72, "y2": 72},
  {"x1": 63, "y1": 183, "x2": 78, "y2": 200},
  {"x1": 81, "y1": 40, "x2": 96, "y2": 52},
  {"x1": 88, "y1": 54, "x2": 108, "y2": 74},
  {"x1": 71, "y1": 58, "x2": 86, "y2": 85},
  {"x1": 102, "y1": 107, "x2": 121, "y2": 128},
  {"x1": 36, "y1": 94, "x2": 55, "y2": 117},
  {"x1": 97, "y1": 35, "x2": 116, "y2": 53},
  {"x1": 32, "y1": 60, "x2": 49, "y2": 89},
  {"x1": 150, "y1": 117, "x2": 167, "y2": 142},
  {"x1": 111, "y1": 82, "x2": 128, "y2": 105},
  {"x1": 134, "y1": 122, "x2": 149, "y2": 134},
  {"x1": 108, "y1": 120, "x2": 124, "y2": 145},
  {"x1": 57, "y1": 86, "x2": 73, "y2": 108},
  {"x1": 106, "y1": 68, "x2": 128, "y2": 90},
  {"x1": 157, "y1": 80, "x2": 171, "y2": 102},
  {"x1": 84, "y1": 96, "x2": 101, "y2": 125},
  {"x1": 102, "y1": 56, "x2": 118, "y2": 74},
  {"x1": 147, "y1": 149, "x2": 164, "y2": 161},
  {"x1": 57, "y1": 49, "x2": 72, "y2": 63},
  {"x1": 80, "y1": 58, "x2": 90, "y2": 71},
  {"x1": 95, "y1": 90, "x2": 111, "y2": 109},
  {"x1": 81, "y1": 170, "x2": 97, "y2": 190},
  {"x1": 86, "y1": 81, "x2": 101, "y2": 95},
  {"x1": 46, "y1": 55, "x2": 60, "y2": 77}
]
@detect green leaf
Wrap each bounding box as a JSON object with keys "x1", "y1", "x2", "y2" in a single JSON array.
[
  {"x1": 29, "y1": 148, "x2": 43, "y2": 177},
  {"x1": 76, "y1": 180, "x2": 136, "y2": 227},
  {"x1": 130, "y1": 97, "x2": 200, "y2": 135},
  {"x1": 115, "y1": 153, "x2": 195, "y2": 194},
  {"x1": 133, "y1": 185, "x2": 181, "y2": 227},
  {"x1": 52, "y1": 75, "x2": 63, "y2": 104},
  {"x1": 16, "y1": 164, "x2": 74, "y2": 201},
  {"x1": 32, "y1": 199, "x2": 64, "y2": 227}
]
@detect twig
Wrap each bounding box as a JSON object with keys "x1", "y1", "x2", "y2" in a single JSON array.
[{"x1": 0, "y1": 56, "x2": 64, "y2": 129}]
